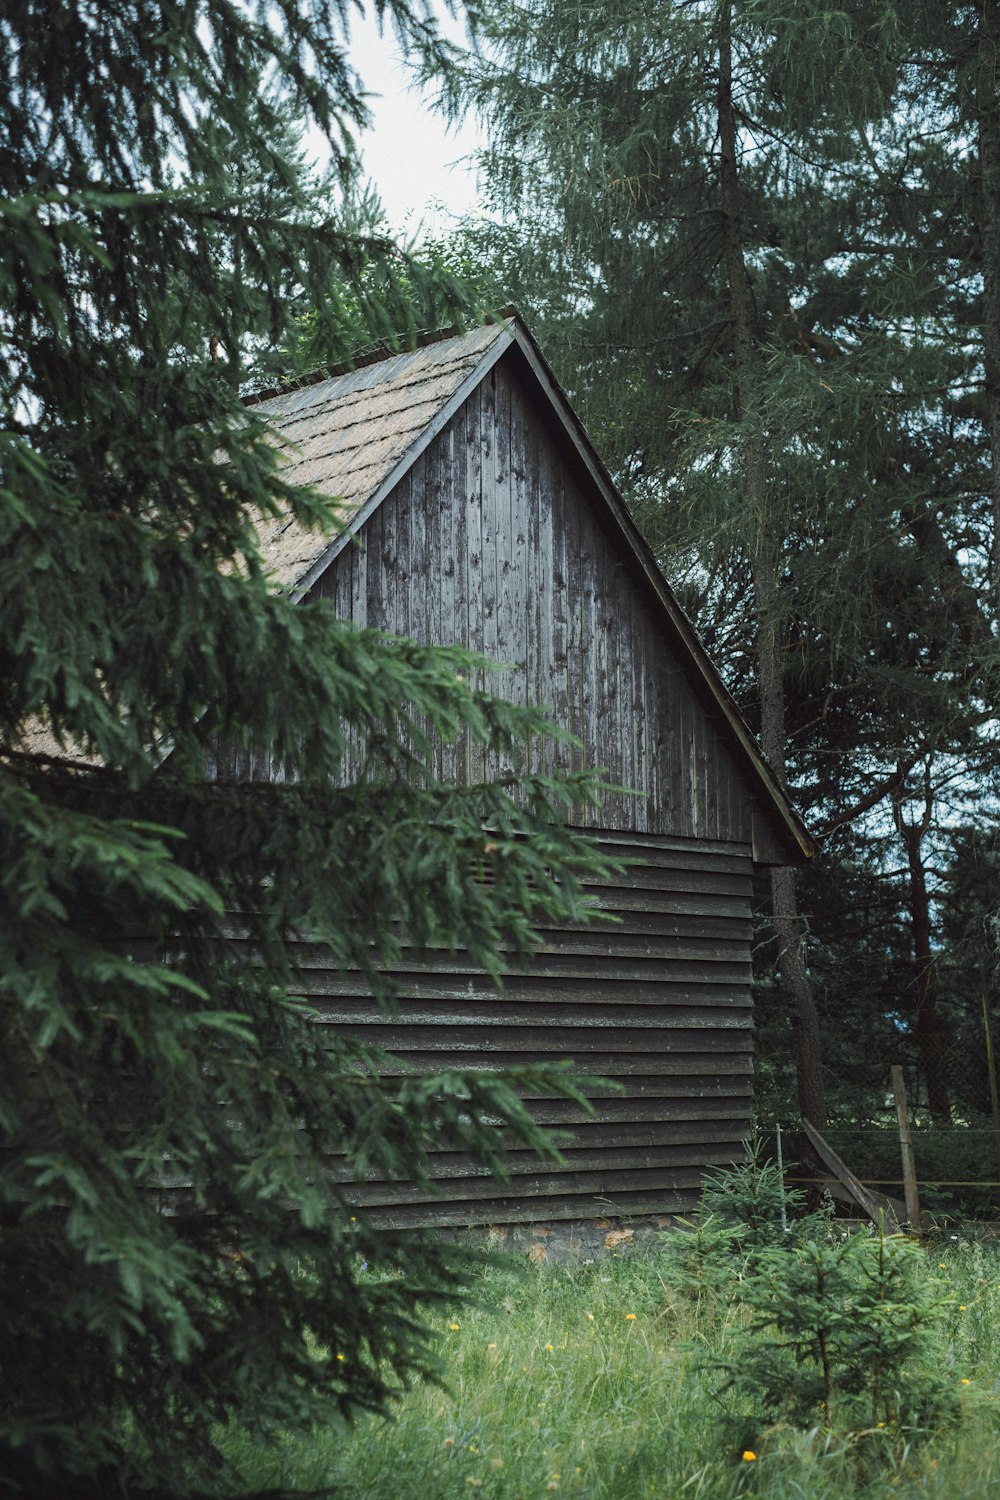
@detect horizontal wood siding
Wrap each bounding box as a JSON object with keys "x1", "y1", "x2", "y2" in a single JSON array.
[
  {"x1": 280, "y1": 832, "x2": 755, "y2": 1227},
  {"x1": 312, "y1": 358, "x2": 757, "y2": 845}
]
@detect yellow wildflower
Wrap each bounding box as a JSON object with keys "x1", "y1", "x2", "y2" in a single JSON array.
[
  {"x1": 742, "y1": 1451, "x2": 757, "y2": 1463},
  {"x1": 450, "y1": 1322, "x2": 461, "y2": 1330},
  {"x1": 962, "y1": 1378, "x2": 971, "y2": 1385},
  {"x1": 545, "y1": 1343, "x2": 555, "y2": 1351},
  {"x1": 625, "y1": 1313, "x2": 637, "y2": 1321}
]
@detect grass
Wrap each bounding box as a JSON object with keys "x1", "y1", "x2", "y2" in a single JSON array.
[{"x1": 223, "y1": 1232, "x2": 1000, "y2": 1500}]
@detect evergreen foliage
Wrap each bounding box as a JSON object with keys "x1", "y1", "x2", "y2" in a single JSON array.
[
  {"x1": 715, "y1": 1229, "x2": 960, "y2": 1451},
  {"x1": 451, "y1": 0, "x2": 1000, "y2": 1126},
  {"x1": 0, "y1": 3, "x2": 618, "y2": 1494}
]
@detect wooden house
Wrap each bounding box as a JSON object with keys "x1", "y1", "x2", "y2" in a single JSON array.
[{"x1": 241, "y1": 313, "x2": 813, "y2": 1228}]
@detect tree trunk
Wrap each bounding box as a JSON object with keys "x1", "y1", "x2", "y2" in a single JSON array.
[
  {"x1": 717, "y1": 0, "x2": 827, "y2": 1128},
  {"x1": 976, "y1": 0, "x2": 1000, "y2": 616},
  {"x1": 893, "y1": 779, "x2": 951, "y2": 1121}
]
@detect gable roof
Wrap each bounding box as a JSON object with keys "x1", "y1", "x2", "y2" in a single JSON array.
[
  {"x1": 249, "y1": 313, "x2": 815, "y2": 864},
  {"x1": 248, "y1": 320, "x2": 510, "y2": 595}
]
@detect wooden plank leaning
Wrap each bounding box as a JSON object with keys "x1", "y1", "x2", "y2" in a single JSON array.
[{"x1": 801, "y1": 1117, "x2": 907, "y2": 1234}]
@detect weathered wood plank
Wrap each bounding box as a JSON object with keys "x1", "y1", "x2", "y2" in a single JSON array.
[
  {"x1": 541, "y1": 1118, "x2": 747, "y2": 1151},
  {"x1": 592, "y1": 864, "x2": 752, "y2": 894},
  {"x1": 355, "y1": 1051, "x2": 754, "y2": 1079},
  {"x1": 328, "y1": 1023, "x2": 753, "y2": 1053},
  {"x1": 304, "y1": 994, "x2": 753, "y2": 1024},
  {"x1": 546, "y1": 432, "x2": 570, "y2": 775},
  {"x1": 604, "y1": 552, "x2": 627, "y2": 825},
  {"x1": 509, "y1": 368, "x2": 529, "y2": 717},
  {"x1": 564, "y1": 466, "x2": 584, "y2": 766},
  {"x1": 445, "y1": 401, "x2": 470, "y2": 780},
  {"x1": 293, "y1": 952, "x2": 753, "y2": 984},
  {"x1": 520, "y1": 392, "x2": 543, "y2": 775},
  {"x1": 341, "y1": 1163, "x2": 711, "y2": 1209},
  {"x1": 538, "y1": 914, "x2": 754, "y2": 943},
  {"x1": 335, "y1": 1139, "x2": 742, "y2": 1184},
  {"x1": 492, "y1": 360, "x2": 517, "y2": 730},
  {"x1": 587, "y1": 830, "x2": 753, "y2": 858},
  {"x1": 355, "y1": 1186, "x2": 706, "y2": 1229},
  {"x1": 308, "y1": 996, "x2": 755, "y2": 1032},
  {"x1": 520, "y1": 1095, "x2": 751, "y2": 1124},
  {"x1": 464, "y1": 382, "x2": 485, "y2": 782},
  {"x1": 530, "y1": 934, "x2": 752, "y2": 963}
]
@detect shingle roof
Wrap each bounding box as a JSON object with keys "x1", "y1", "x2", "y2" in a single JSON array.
[{"x1": 249, "y1": 319, "x2": 511, "y2": 591}]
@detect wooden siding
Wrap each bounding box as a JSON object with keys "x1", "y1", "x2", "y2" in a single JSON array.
[
  {"x1": 273, "y1": 833, "x2": 754, "y2": 1227},
  {"x1": 200, "y1": 345, "x2": 809, "y2": 1228},
  {"x1": 312, "y1": 357, "x2": 765, "y2": 846}
]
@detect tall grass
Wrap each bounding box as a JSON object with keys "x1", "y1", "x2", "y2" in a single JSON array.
[{"x1": 220, "y1": 1231, "x2": 1000, "y2": 1499}]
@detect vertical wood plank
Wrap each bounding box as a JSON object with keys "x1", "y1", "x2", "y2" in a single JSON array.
[
  {"x1": 530, "y1": 405, "x2": 554, "y2": 780},
  {"x1": 676, "y1": 672, "x2": 692, "y2": 834},
  {"x1": 369, "y1": 493, "x2": 390, "y2": 633},
  {"x1": 408, "y1": 455, "x2": 428, "y2": 647},
  {"x1": 564, "y1": 472, "x2": 584, "y2": 771},
  {"x1": 509, "y1": 373, "x2": 529, "y2": 716},
  {"x1": 465, "y1": 384, "x2": 485, "y2": 785},
  {"x1": 604, "y1": 551, "x2": 625, "y2": 825},
  {"x1": 491, "y1": 362, "x2": 515, "y2": 780},
  {"x1": 614, "y1": 556, "x2": 636, "y2": 823},
  {"x1": 688, "y1": 680, "x2": 703, "y2": 837},
  {"x1": 644, "y1": 601, "x2": 662, "y2": 837},
  {"x1": 426, "y1": 433, "x2": 447, "y2": 780},
  {"x1": 631, "y1": 583, "x2": 649, "y2": 833},
  {"x1": 448, "y1": 400, "x2": 471, "y2": 784},
  {"x1": 480, "y1": 371, "x2": 501, "y2": 783},
  {"x1": 591, "y1": 515, "x2": 610, "y2": 829},
  {"x1": 703, "y1": 714, "x2": 721, "y2": 841},
  {"x1": 546, "y1": 436, "x2": 569, "y2": 778},
  {"x1": 433, "y1": 415, "x2": 456, "y2": 783},
  {"x1": 521, "y1": 393, "x2": 543, "y2": 776}
]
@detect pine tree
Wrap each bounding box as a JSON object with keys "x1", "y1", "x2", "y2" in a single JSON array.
[
  {"x1": 452, "y1": 0, "x2": 1000, "y2": 1128},
  {"x1": 0, "y1": 4, "x2": 617, "y2": 1494}
]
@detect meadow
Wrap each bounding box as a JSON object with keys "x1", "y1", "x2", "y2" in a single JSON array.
[{"x1": 225, "y1": 1222, "x2": 1000, "y2": 1500}]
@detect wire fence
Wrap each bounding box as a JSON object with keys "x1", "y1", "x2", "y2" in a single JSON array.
[
  {"x1": 748, "y1": 989, "x2": 1000, "y2": 1221},
  {"x1": 793, "y1": 1123, "x2": 1000, "y2": 1221}
]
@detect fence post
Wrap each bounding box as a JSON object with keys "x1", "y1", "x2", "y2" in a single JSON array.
[
  {"x1": 982, "y1": 994, "x2": 1000, "y2": 1183},
  {"x1": 775, "y1": 1123, "x2": 788, "y2": 1234},
  {"x1": 891, "y1": 1065, "x2": 922, "y2": 1233}
]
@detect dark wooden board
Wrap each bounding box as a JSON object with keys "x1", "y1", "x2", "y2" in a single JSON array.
[
  {"x1": 326, "y1": 1023, "x2": 753, "y2": 1053},
  {"x1": 357, "y1": 1186, "x2": 706, "y2": 1229}
]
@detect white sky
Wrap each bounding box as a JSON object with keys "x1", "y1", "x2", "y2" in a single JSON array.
[{"x1": 344, "y1": 5, "x2": 485, "y2": 238}]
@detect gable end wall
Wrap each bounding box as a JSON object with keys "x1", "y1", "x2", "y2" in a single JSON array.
[{"x1": 313, "y1": 356, "x2": 762, "y2": 846}]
